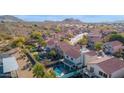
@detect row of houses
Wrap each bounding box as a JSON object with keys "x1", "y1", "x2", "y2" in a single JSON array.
[
  {"x1": 47, "y1": 37, "x2": 124, "y2": 78},
  {"x1": 88, "y1": 39, "x2": 124, "y2": 55},
  {"x1": 57, "y1": 28, "x2": 124, "y2": 55}
]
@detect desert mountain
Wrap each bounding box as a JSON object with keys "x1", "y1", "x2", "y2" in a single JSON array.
[{"x1": 0, "y1": 15, "x2": 23, "y2": 22}]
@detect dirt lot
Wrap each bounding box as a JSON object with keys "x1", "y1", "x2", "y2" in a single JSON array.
[
  {"x1": 10, "y1": 48, "x2": 34, "y2": 78},
  {"x1": 17, "y1": 58, "x2": 33, "y2": 78}
]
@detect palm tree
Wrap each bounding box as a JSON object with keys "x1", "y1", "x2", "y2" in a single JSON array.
[{"x1": 33, "y1": 63, "x2": 46, "y2": 78}]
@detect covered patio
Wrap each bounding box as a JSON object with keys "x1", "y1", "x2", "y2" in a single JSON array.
[{"x1": 3, "y1": 57, "x2": 19, "y2": 78}]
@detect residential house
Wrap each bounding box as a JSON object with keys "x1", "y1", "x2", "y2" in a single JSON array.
[
  {"x1": 55, "y1": 41, "x2": 71, "y2": 56},
  {"x1": 90, "y1": 58, "x2": 124, "y2": 78},
  {"x1": 100, "y1": 29, "x2": 115, "y2": 37},
  {"x1": 46, "y1": 39, "x2": 57, "y2": 49},
  {"x1": 55, "y1": 41, "x2": 85, "y2": 70},
  {"x1": 87, "y1": 31, "x2": 103, "y2": 49},
  {"x1": 82, "y1": 51, "x2": 112, "y2": 77},
  {"x1": 63, "y1": 47, "x2": 82, "y2": 69},
  {"x1": 103, "y1": 41, "x2": 123, "y2": 54},
  {"x1": 88, "y1": 31, "x2": 102, "y2": 38}
]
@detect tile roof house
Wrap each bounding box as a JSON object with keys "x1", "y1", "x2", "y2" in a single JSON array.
[
  {"x1": 88, "y1": 31, "x2": 102, "y2": 38},
  {"x1": 83, "y1": 50, "x2": 112, "y2": 67},
  {"x1": 55, "y1": 41, "x2": 72, "y2": 55},
  {"x1": 55, "y1": 41, "x2": 83, "y2": 69},
  {"x1": 46, "y1": 39, "x2": 58, "y2": 49},
  {"x1": 65, "y1": 47, "x2": 81, "y2": 59},
  {"x1": 56, "y1": 41, "x2": 81, "y2": 58},
  {"x1": 100, "y1": 29, "x2": 114, "y2": 37},
  {"x1": 103, "y1": 41, "x2": 123, "y2": 54},
  {"x1": 90, "y1": 58, "x2": 124, "y2": 78},
  {"x1": 63, "y1": 48, "x2": 82, "y2": 69}
]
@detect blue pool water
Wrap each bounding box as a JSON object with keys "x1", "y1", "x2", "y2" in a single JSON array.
[{"x1": 54, "y1": 67, "x2": 63, "y2": 77}]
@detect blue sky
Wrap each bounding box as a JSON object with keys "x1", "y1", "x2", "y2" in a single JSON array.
[{"x1": 15, "y1": 15, "x2": 124, "y2": 23}]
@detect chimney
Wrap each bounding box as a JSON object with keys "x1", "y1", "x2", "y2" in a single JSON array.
[{"x1": 80, "y1": 46, "x2": 89, "y2": 66}]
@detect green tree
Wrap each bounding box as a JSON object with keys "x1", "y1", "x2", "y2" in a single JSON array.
[
  {"x1": 67, "y1": 33, "x2": 74, "y2": 38},
  {"x1": 33, "y1": 63, "x2": 56, "y2": 78},
  {"x1": 30, "y1": 31, "x2": 42, "y2": 40},
  {"x1": 45, "y1": 31, "x2": 50, "y2": 36},
  {"x1": 46, "y1": 68, "x2": 56, "y2": 78},
  {"x1": 40, "y1": 40, "x2": 47, "y2": 47},
  {"x1": 78, "y1": 35, "x2": 88, "y2": 46},
  {"x1": 11, "y1": 37, "x2": 26, "y2": 47},
  {"x1": 60, "y1": 36, "x2": 65, "y2": 41},
  {"x1": 111, "y1": 31, "x2": 117, "y2": 34},
  {"x1": 109, "y1": 34, "x2": 124, "y2": 43},
  {"x1": 94, "y1": 42, "x2": 103, "y2": 51},
  {"x1": 33, "y1": 63, "x2": 46, "y2": 78},
  {"x1": 55, "y1": 25, "x2": 61, "y2": 33},
  {"x1": 49, "y1": 49, "x2": 57, "y2": 58}
]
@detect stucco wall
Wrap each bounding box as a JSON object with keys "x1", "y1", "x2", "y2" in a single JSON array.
[
  {"x1": 112, "y1": 68, "x2": 124, "y2": 78},
  {"x1": 84, "y1": 55, "x2": 97, "y2": 65},
  {"x1": 90, "y1": 65, "x2": 108, "y2": 78},
  {"x1": 64, "y1": 54, "x2": 81, "y2": 65}
]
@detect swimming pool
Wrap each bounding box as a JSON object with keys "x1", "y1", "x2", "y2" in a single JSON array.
[{"x1": 54, "y1": 67, "x2": 64, "y2": 77}]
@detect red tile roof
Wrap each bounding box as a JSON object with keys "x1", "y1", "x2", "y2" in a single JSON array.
[
  {"x1": 90, "y1": 37, "x2": 102, "y2": 42},
  {"x1": 65, "y1": 48, "x2": 81, "y2": 59},
  {"x1": 47, "y1": 39, "x2": 57, "y2": 46},
  {"x1": 57, "y1": 42, "x2": 71, "y2": 53},
  {"x1": 109, "y1": 41, "x2": 123, "y2": 47},
  {"x1": 88, "y1": 32, "x2": 101, "y2": 37},
  {"x1": 74, "y1": 45, "x2": 81, "y2": 50},
  {"x1": 84, "y1": 51, "x2": 97, "y2": 56},
  {"x1": 57, "y1": 42, "x2": 81, "y2": 59},
  {"x1": 97, "y1": 58, "x2": 124, "y2": 74}
]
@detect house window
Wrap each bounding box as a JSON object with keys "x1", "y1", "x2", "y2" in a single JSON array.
[
  {"x1": 103, "y1": 73, "x2": 107, "y2": 78},
  {"x1": 99, "y1": 71, "x2": 103, "y2": 76},
  {"x1": 71, "y1": 58, "x2": 73, "y2": 60},
  {"x1": 99, "y1": 71, "x2": 107, "y2": 78}
]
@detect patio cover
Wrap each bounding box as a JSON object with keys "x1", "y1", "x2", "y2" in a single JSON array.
[{"x1": 2, "y1": 57, "x2": 19, "y2": 73}]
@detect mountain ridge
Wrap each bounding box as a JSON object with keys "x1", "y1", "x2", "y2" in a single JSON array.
[{"x1": 0, "y1": 15, "x2": 23, "y2": 22}]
